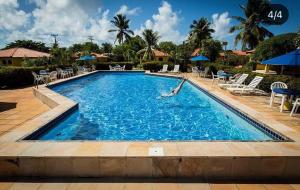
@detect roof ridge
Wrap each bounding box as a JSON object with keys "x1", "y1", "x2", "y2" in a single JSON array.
[{"x1": 10, "y1": 47, "x2": 19, "y2": 57}]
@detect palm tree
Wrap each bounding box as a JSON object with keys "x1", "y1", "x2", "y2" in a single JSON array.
[
  {"x1": 141, "y1": 29, "x2": 160, "y2": 60},
  {"x1": 230, "y1": 0, "x2": 273, "y2": 50},
  {"x1": 188, "y1": 17, "x2": 214, "y2": 48},
  {"x1": 109, "y1": 14, "x2": 134, "y2": 44}
]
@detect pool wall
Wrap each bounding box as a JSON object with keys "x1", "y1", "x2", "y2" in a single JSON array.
[{"x1": 1, "y1": 71, "x2": 300, "y2": 180}]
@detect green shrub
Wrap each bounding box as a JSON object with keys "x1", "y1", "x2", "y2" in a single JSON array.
[
  {"x1": 0, "y1": 65, "x2": 75, "y2": 88},
  {"x1": 142, "y1": 61, "x2": 174, "y2": 72},
  {"x1": 0, "y1": 66, "x2": 45, "y2": 88},
  {"x1": 21, "y1": 57, "x2": 50, "y2": 67},
  {"x1": 94, "y1": 62, "x2": 134, "y2": 70},
  {"x1": 225, "y1": 53, "x2": 249, "y2": 66}
]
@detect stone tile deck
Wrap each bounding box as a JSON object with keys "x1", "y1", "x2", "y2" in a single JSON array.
[
  {"x1": 0, "y1": 181, "x2": 300, "y2": 190},
  {"x1": 0, "y1": 71, "x2": 300, "y2": 181},
  {"x1": 0, "y1": 87, "x2": 49, "y2": 136}
]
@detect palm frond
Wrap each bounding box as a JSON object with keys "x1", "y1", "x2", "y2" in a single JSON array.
[{"x1": 231, "y1": 16, "x2": 246, "y2": 23}]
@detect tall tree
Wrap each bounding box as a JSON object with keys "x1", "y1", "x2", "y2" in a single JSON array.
[
  {"x1": 4, "y1": 40, "x2": 50, "y2": 52},
  {"x1": 101, "y1": 43, "x2": 113, "y2": 53},
  {"x1": 141, "y1": 29, "x2": 160, "y2": 60},
  {"x1": 109, "y1": 14, "x2": 134, "y2": 44},
  {"x1": 69, "y1": 42, "x2": 100, "y2": 53},
  {"x1": 158, "y1": 41, "x2": 177, "y2": 54},
  {"x1": 229, "y1": 0, "x2": 273, "y2": 50},
  {"x1": 188, "y1": 17, "x2": 214, "y2": 49}
]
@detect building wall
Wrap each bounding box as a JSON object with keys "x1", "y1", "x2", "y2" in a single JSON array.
[
  {"x1": 0, "y1": 58, "x2": 24, "y2": 66},
  {"x1": 0, "y1": 57, "x2": 43, "y2": 66},
  {"x1": 154, "y1": 56, "x2": 169, "y2": 62},
  {"x1": 97, "y1": 57, "x2": 108, "y2": 62}
]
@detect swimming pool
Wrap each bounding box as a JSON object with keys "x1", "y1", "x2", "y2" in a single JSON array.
[{"x1": 29, "y1": 72, "x2": 281, "y2": 141}]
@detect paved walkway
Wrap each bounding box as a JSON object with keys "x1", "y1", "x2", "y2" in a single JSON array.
[
  {"x1": 0, "y1": 87, "x2": 49, "y2": 136},
  {"x1": 0, "y1": 181, "x2": 300, "y2": 190}
]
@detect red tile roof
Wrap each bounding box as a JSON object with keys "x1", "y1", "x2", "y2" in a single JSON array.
[
  {"x1": 0, "y1": 48, "x2": 50, "y2": 58},
  {"x1": 232, "y1": 50, "x2": 254, "y2": 56},
  {"x1": 91, "y1": 52, "x2": 108, "y2": 58},
  {"x1": 191, "y1": 48, "x2": 201, "y2": 57}
]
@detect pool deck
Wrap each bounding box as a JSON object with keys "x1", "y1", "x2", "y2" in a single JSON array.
[
  {"x1": 0, "y1": 71, "x2": 300, "y2": 181},
  {"x1": 1, "y1": 180, "x2": 300, "y2": 190}
]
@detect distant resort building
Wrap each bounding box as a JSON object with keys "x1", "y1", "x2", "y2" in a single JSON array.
[
  {"x1": 191, "y1": 48, "x2": 254, "y2": 58},
  {"x1": 91, "y1": 52, "x2": 109, "y2": 62},
  {"x1": 152, "y1": 49, "x2": 170, "y2": 61},
  {"x1": 0, "y1": 47, "x2": 50, "y2": 66},
  {"x1": 138, "y1": 49, "x2": 170, "y2": 62}
]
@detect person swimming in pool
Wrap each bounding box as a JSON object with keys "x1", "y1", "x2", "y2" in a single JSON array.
[{"x1": 161, "y1": 78, "x2": 187, "y2": 97}]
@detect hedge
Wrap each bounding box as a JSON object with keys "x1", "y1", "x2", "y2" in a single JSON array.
[
  {"x1": 0, "y1": 66, "x2": 45, "y2": 88},
  {"x1": 142, "y1": 61, "x2": 174, "y2": 72},
  {"x1": 0, "y1": 65, "x2": 73, "y2": 88},
  {"x1": 204, "y1": 63, "x2": 300, "y2": 93},
  {"x1": 94, "y1": 62, "x2": 134, "y2": 70}
]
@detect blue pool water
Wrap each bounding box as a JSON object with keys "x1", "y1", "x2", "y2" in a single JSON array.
[{"x1": 36, "y1": 72, "x2": 274, "y2": 141}]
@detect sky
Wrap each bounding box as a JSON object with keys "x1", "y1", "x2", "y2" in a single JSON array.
[{"x1": 0, "y1": 0, "x2": 299, "y2": 50}]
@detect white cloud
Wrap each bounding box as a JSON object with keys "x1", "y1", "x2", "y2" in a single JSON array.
[
  {"x1": 28, "y1": 0, "x2": 47, "y2": 7},
  {"x1": 1, "y1": 0, "x2": 115, "y2": 47},
  {"x1": 0, "y1": 0, "x2": 30, "y2": 30},
  {"x1": 211, "y1": 12, "x2": 232, "y2": 40},
  {"x1": 135, "y1": 1, "x2": 184, "y2": 43},
  {"x1": 116, "y1": 5, "x2": 141, "y2": 16}
]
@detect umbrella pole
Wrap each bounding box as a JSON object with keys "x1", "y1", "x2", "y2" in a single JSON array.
[{"x1": 281, "y1": 65, "x2": 284, "y2": 74}]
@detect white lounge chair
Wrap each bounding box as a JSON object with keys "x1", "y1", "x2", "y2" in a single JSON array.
[
  {"x1": 121, "y1": 65, "x2": 126, "y2": 71},
  {"x1": 170, "y1": 65, "x2": 180, "y2": 73},
  {"x1": 218, "y1": 73, "x2": 249, "y2": 89},
  {"x1": 290, "y1": 98, "x2": 300, "y2": 116},
  {"x1": 159, "y1": 64, "x2": 168, "y2": 73},
  {"x1": 229, "y1": 73, "x2": 242, "y2": 83},
  {"x1": 32, "y1": 72, "x2": 46, "y2": 88},
  {"x1": 227, "y1": 76, "x2": 264, "y2": 95},
  {"x1": 269, "y1": 82, "x2": 288, "y2": 107}
]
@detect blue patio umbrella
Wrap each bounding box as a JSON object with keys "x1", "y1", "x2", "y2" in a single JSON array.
[
  {"x1": 77, "y1": 55, "x2": 96, "y2": 61},
  {"x1": 262, "y1": 49, "x2": 300, "y2": 66},
  {"x1": 190, "y1": 55, "x2": 210, "y2": 62}
]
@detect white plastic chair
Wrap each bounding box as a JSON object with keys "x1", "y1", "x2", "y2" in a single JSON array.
[
  {"x1": 227, "y1": 76, "x2": 264, "y2": 95},
  {"x1": 290, "y1": 98, "x2": 300, "y2": 116},
  {"x1": 211, "y1": 70, "x2": 224, "y2": 85},
  {"x1": 170, "y1": 65, "x2": 180, "y2": 73},
  {"x1": 269, "y1": 82, "x2": 288, "y2": 107},
  {"x1": 66, "y1": 68, "x2": 74, "y2": 76},
  {"x1": 56, "y1": 68, "x2": 68, "y2": 78},
  {"x1": 49, "y1": 71, "x2": 58, "y2": 82},
  {"x1": 121, "y1": 65, "x2": 126, "y2": 71},
  {"x1": 32, "y1": 72, "x2": 46, "y2": 88},
  {"x1": 91, "y1": 65, "x2": 96, "y2": 71},
  {"x1": 159, "y1": 64, "x2": 168, "y2": 73},
  {"x1": 109, "y1": 65, "x2": 114, "y2": 71},
  {"x1": 200, "y1": 67, "x2": 209, "y2": 78},
  {"x1": 192, "y1": 67, "x2": 200, "y2": 77}
]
